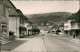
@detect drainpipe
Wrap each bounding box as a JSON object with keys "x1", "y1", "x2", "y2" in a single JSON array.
[{"x1": 16, "y1": 17, "x2": 17, "y2": 37}]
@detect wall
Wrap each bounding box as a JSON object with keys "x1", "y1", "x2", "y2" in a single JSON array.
[
  {"x1": 0, "y1": 3, "x2": 9, "y2": 38},
  {"x1": 19, "y1": 17, "x2": 25, "y2": 27},
  {"x1": 64, "y1": 20, "x2": 71, "y2": 30},
  {"x1": 71, "y1": 23, "x2": 79, "y2": 29},
  {"x1": 9, "y1": 17, "x2": 19, "y2": 37}
]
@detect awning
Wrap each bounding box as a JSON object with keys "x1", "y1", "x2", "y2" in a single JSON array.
[
  {"x1": 70, "y1": 20, "x2": 77, "y2": 23},
  {"x1": 19, "y1": 27, "x2": 26, "y2": 31},
  {"x1": 71, "y1": 29, "x2": 80, "y2": 31}
]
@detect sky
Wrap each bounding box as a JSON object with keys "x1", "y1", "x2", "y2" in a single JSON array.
[{"x1": 11, "y1": 0, "x2": 79, "y2": 14}]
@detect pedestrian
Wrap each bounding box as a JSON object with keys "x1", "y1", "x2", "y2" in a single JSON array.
[
  {"x1": 65, "y1": 31, "x2": 68, "y2": 36},
  {"x1": 72, "y1": 31, "x2": 76, "y2": 38},
  {"x1": 42, "y1": 31, "x2": 45, "y2": 36}
]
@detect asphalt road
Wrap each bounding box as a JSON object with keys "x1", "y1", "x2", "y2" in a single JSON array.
[
  {"x1": 1, "y1": 33, "x2": 80, "y2": 52},
  {"x1": 43, "y1": 33, "x2": 80, "y2": 52}
]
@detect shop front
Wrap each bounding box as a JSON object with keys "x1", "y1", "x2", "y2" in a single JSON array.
[
  {"x1": 0, "y1": 23, "x2": 10, "y2": 44},
  {"x1": 19, "y1": 27, "x2": 26, "y2": 38},
  {"x1": 71, "y1": 29, "x2": 80, "y2": 38}
]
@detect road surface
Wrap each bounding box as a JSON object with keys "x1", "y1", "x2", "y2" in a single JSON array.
[
  {"x1": 1, "y1": 33, "x2": 80, "y2": 52},
  {"x1": 43, "y1": 33, "x2": 80, "y2": 52}
]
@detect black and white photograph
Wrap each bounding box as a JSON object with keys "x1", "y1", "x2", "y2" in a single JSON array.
[{"x1": 0, "y1": 0, "x2": 80, "y2": 52}]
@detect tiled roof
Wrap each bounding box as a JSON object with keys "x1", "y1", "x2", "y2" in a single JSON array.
[
  {"x1": 0, "y1": 0, "x2": 10, "y2": 8},
  {"x1": 68, "y1": 10, "x2": 80, "y2": 23}
]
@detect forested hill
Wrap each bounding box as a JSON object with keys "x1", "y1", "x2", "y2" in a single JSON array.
[{"x1": 25, "y1": 12, "x2": 72, "y2": 26}]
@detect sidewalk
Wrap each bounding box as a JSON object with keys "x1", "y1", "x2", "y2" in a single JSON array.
[
  {"x1": 1, "y1": 35, "x2": 46, "y2": 52},
  {"x1": 1, "y1": 39, "x2": 27, "y2": 52},
  {"x1": 50, "y1": 33, "x2": 80, "y2": 44},
  {"x1": 12, "y1": 36, "x2": 46, "y2": 52},
  {"x1": 62, "y1": 35, "x2": 80, "y2": 44}
]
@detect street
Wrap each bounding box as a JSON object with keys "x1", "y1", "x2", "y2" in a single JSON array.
[
  {"x1": 1, "y1": 33, "x2": 80, "y2": 52},
  {"x1": 43, "y1": 33, "x2": 80, "y2": 52}
]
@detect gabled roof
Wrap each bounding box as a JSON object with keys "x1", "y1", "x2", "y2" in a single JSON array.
[
  {"x1": 8, "y1": 0, "x2": 17, "y2": 9},
  {"x1": 67, "y1": 13, "x2": 76, "y2": 20},
  {"x1": 0, "y1": 0, "x2": 10, "y2": 8},
  {"x1": 16, "y1": 9, "x2": 26, "y2": 18},
  {"x1": 67, "y1": 9, "x2": 80, "y2": 23},
  {"x1": 76, "y1": 10, "x2": 80, "y2": 22},
  {"x1": 7, "y1": 0, "x2": 19, "y2": 15}
]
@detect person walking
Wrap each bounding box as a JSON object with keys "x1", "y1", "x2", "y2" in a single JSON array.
[{"x1": 72, "y1": 31, "x2": 76, "y2": 38}]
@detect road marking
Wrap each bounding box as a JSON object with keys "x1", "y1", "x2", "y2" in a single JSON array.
[{"x1": 42, "y1": 36, "x2": 47, "y2": 52}]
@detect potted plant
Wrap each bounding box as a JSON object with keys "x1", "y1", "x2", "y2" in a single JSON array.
[{"x1": 9, "y1": 31, "x2": 15, "y2": 40}]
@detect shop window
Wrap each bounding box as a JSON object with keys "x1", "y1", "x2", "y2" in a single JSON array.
[
  {"x1": 1, "y1": 24, "x2": 7, "y2": 36},
  {"x1": 1, "y1": 24, "x2": 7, "y2": 30}
]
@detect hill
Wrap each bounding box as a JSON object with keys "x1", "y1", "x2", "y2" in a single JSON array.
[{"x1": 25, "y1": 12, "x2": 72, "y2": 26}]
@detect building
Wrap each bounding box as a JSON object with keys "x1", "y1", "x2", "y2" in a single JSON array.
[
  {"x1": 7, "y1": 0, "x2": 19, "y2": 38},
  {"x1": 0, "y1": 0, "x2": 11, "y2": 44},
  {"x1": 8, "y1": 0, "x2": 28, "y2": 38},
  {"x1": 64, "y1": 20, "x2": 72, "y2": 35},
  {"x1": 70, "y1": 10, "x2": 80, "y2": 37},
  {"x1": 64, "y1": 9, "x2": 80, "y2": 37},
  {"x1": 24, "y1": 18, "x2": 33, "y2": 36},
  {"x1": 9, "y1": 9, "x2": 27, "y2": 38}
]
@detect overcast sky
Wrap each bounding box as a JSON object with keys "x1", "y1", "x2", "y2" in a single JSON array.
[{"x1": 11, "y1": 1, "x2": 79, "y2": 14}]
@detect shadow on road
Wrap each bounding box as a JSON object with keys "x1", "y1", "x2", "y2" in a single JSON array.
[{"x1": 1, "y1": 40, "x2": 27, "y2": 51}]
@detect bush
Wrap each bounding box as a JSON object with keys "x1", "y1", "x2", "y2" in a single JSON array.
[
  {"x1": 9, "y1": 31, "x2": 14, "y2": 36},
  {"x1": 9, "y1": 31, "x2": 15, "y2": 40}
]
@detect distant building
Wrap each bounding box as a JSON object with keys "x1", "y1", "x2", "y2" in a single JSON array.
[
  {"x1": 25, "y1": 20, "x2": 33, "y2": 36},
  {"x1": 41, "y1": 23, "x2": 44, "y2": 25},
  {"x1": 46, "y1": 23, "x2": 49, "y2": 25},
  {"x1": 70, "y1": 10, "x2": 80, "y2": 37},
  {"x1": 64, "y1": 20, "x2": 72, "y2": 35},
  {"x1": 64, "y1": 9, "x2": 80, "y2": 37}
]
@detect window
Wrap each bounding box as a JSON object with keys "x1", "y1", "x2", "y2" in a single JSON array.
[
  {"x1": 3, "y1": 6, "x2": 6, "y2": 17},
  {"x1": 20, "y1": 17, "x2": 21, "y2": 24},
  {"x1": 0, "y1": 4, "x2": 1, "y2": 15},
  {"x1": 20, "y1": 17, "x2": 24, "y2": 24},
  {"x1": 71, "y1": 23, "x2": 75, "y2": 28},
  {"x1": 22, "y1": 18, "x2": 24, "y2": 24},
  {"x1": 0, "y1": 4, "x2": 6, "y2": 17},
  {"x1": 78, "y1": 23, "x2": 80, "y2": 28}
]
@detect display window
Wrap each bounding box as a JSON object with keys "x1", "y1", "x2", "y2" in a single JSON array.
[{"x1": 1, "y1": 23, "x2": 7, "y2": 38}]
